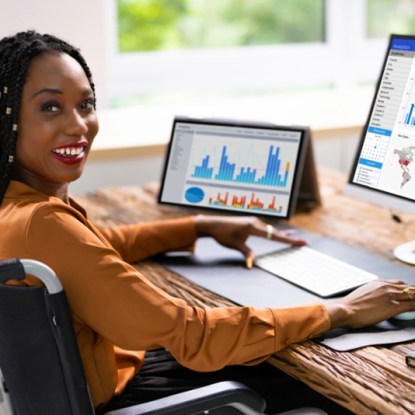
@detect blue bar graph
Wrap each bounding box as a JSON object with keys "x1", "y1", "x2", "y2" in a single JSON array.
[
  {"x1": 191, "y1": 145, "x2": 290, "y2": 188},
  {"x1": 193, "y1": 155, "x2": 214, "y2": 179},
  {"x1": 215, "y1": 146, "x2": 236, "y2": 181},
  {"x1": 404, "y1": 103, "x2": 415, "y2": 125}
]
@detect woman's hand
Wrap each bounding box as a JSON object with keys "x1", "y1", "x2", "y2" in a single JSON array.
[
  {"x1": 194, "y1": 214, "x2": 305, "y2": 260},
  {"x1": 324, "y1": 279, "x2": 415, "y2": 328}
]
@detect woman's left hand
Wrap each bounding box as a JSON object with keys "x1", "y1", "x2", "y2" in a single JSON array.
[{"x1": 194, "y1": 214, "x2": 306, "y2": 261}]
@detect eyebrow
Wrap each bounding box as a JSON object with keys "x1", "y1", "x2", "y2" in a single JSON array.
[
  {"x1": 30, "y1": 88, "x2": 93, "y2": 99},
  {"x1": 30, "y1": 88, "x2": 62, "y2": 98}
]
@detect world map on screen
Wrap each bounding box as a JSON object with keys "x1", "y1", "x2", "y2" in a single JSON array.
[{"x1": 394, "y1": 146, "x2": 415, "y2": 188}]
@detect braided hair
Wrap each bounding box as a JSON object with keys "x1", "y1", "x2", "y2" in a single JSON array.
[{"x1": 0, "y1": 30, "x2": 96, "y2": 203}]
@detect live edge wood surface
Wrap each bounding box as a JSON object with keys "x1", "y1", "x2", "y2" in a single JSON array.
[{"x1": 75, "y1": 168, "x2": 415, "y2": 415}]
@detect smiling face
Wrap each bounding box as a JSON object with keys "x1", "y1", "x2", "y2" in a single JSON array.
[{"x1": 14, "y1": 52, "x2": 99, "y2": 199}]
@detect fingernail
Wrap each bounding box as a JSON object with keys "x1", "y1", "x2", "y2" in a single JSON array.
[{"x1": 246, "y1": 256, "x2": 253, "y2": 269}]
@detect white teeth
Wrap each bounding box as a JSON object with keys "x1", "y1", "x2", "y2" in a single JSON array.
[{"x1": 53, "y1": 146, "x2": 84, "y2": 157}]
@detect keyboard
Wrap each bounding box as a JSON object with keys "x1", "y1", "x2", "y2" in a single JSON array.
[{"x1": 255, "y1": 246, "x2": 378, "y2": 298}]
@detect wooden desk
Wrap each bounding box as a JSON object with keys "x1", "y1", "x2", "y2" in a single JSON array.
[{"x1": 75, "y1": 169, "x2": 415, "y2": 415}]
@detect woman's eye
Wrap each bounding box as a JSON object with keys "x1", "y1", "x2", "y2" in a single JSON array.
[
  {"x1": 41, "y1": 102, "x2": 60, "y2": 112},
  {"x1": 81, "y1": 98, "x2": 96, "y2": 110}
]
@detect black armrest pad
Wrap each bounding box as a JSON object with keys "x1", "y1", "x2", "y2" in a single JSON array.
[{"x1": 104, "y1": 381, "x2": 266, "y2": 415}]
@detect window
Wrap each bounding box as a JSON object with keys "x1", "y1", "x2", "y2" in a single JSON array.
[
  {"x1": 104, "y1": 0, "x2": 415, "y2": 108},
  {"x1": 117, "y1": 0, "x2": 325, "y2": 52}
]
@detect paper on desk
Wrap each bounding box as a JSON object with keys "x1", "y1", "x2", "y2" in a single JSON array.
[{"x1": 315, "y1": 320, "x2": 415, "y2": 351}]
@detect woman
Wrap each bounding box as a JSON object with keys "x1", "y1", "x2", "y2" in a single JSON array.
[{"x1": 0, "y1": 31, "x2": 414, "y2": 414}]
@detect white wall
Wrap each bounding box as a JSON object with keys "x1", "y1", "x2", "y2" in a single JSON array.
[{"x1": 0, "y1": 0, "x2": 108, "y2": 105}]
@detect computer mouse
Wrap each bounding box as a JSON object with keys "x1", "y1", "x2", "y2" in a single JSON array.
[{"x1": 391, "y1": 311, "x2": 415, "y2": 321}]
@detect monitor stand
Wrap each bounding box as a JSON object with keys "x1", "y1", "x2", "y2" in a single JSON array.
[
  {"x1": 295, "y1": 128, "x2": 321, "y2": 212},
  {"x1": 394, "y1": 240, "x2": 415, "y2": 266}
]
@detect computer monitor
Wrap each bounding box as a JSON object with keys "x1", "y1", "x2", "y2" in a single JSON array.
[
  {"x1": 345, "y1": 34, "x2": 415, "y2": 265},
  {"x1": 158, "y1": 116, "x2": 313, "y2": 219}
]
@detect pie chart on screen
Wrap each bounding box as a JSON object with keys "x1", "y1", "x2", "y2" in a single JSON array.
[{"x1": 185, "y1": 187, "x2": 205, "y2": 204}]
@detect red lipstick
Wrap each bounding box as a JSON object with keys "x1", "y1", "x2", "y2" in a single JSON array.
[{"x1": 52, "y1": 142, "x2": 88, "y2": 166}]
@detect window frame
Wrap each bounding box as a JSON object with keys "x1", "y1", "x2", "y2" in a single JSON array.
[{"x1": 104, "y1": 0, "x2": 389, "y2": 105}]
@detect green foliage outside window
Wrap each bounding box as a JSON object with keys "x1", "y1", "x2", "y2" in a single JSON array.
[
  {"x1": 367, "y1": 0, "x2": 415, "y2": 38},
  {"x1": 117, "y1": 0, "x2": 325, "y2": 53}
]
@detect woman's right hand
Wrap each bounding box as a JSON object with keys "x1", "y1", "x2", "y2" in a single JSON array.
[{"x1": 324, "y1": 280, "x2": 415, "y2": 329}]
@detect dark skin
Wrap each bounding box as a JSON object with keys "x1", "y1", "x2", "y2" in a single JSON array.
[
  {"x1": 12, "y1": 52, "x2": 98, "y2": 203},
  {"x1": 13, "y1": 51, "x2": 415, "y2": 331}
]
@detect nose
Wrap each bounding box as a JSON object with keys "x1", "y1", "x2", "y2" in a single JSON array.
[{"x1": 64, "y1": 109, "x2": 89, "y2": 136}]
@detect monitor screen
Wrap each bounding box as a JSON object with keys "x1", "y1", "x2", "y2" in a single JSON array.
[
  {"x1": 158, "y1": 117, "x2": 309, "y2": 219},
  {"x1": 346, "y1": 34, "x2": 415, "y2": 214}
]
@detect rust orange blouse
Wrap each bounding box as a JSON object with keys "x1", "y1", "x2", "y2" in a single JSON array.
[{"x1": 0, "y1": 180, "x2": 330, "y2": 409}]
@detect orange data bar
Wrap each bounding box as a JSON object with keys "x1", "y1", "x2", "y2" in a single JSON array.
[{"x1": 209, "y1": 191, "x2": 283, "y2": 213}]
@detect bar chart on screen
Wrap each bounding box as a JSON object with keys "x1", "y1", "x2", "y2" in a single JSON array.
[
  {"x1": 403, "y1": 102, "x2": 415, "y2": 126},
  {"x1": 398, "y1": 70, "x2": 415, "y2": 128},
  {"x1": 208, "y1": 190, "x2": 284, "y2": 214},
  {"x1": 187, "y1": 139, "x2": 296, "y2": 189},
  {"x1": 191, "y1": 144, "x2": 291, "y2": 187},
  {"x1": 181, "y1": 132, "x2": 300, "y2": 216}
]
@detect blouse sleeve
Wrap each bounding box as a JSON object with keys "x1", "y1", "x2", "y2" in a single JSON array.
[
  {"x1": 25, "y1": 203, "x2": 330, "y2": 371},
  {"x1": 97, "y1": 217, "x2": 197, "y2": 262}
]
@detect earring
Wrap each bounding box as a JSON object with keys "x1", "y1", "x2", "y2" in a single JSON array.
[
  {"x1": 12, "y1": 124, "x2": 17, "y2": 132},
  {"x1": 8, "y1": 155, "x2": 14, "y2": 163}
]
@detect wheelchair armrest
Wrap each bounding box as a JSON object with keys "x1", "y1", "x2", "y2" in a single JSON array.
[{"x1": 104, "y1": 380, "x2": 266, "y2": 415}]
